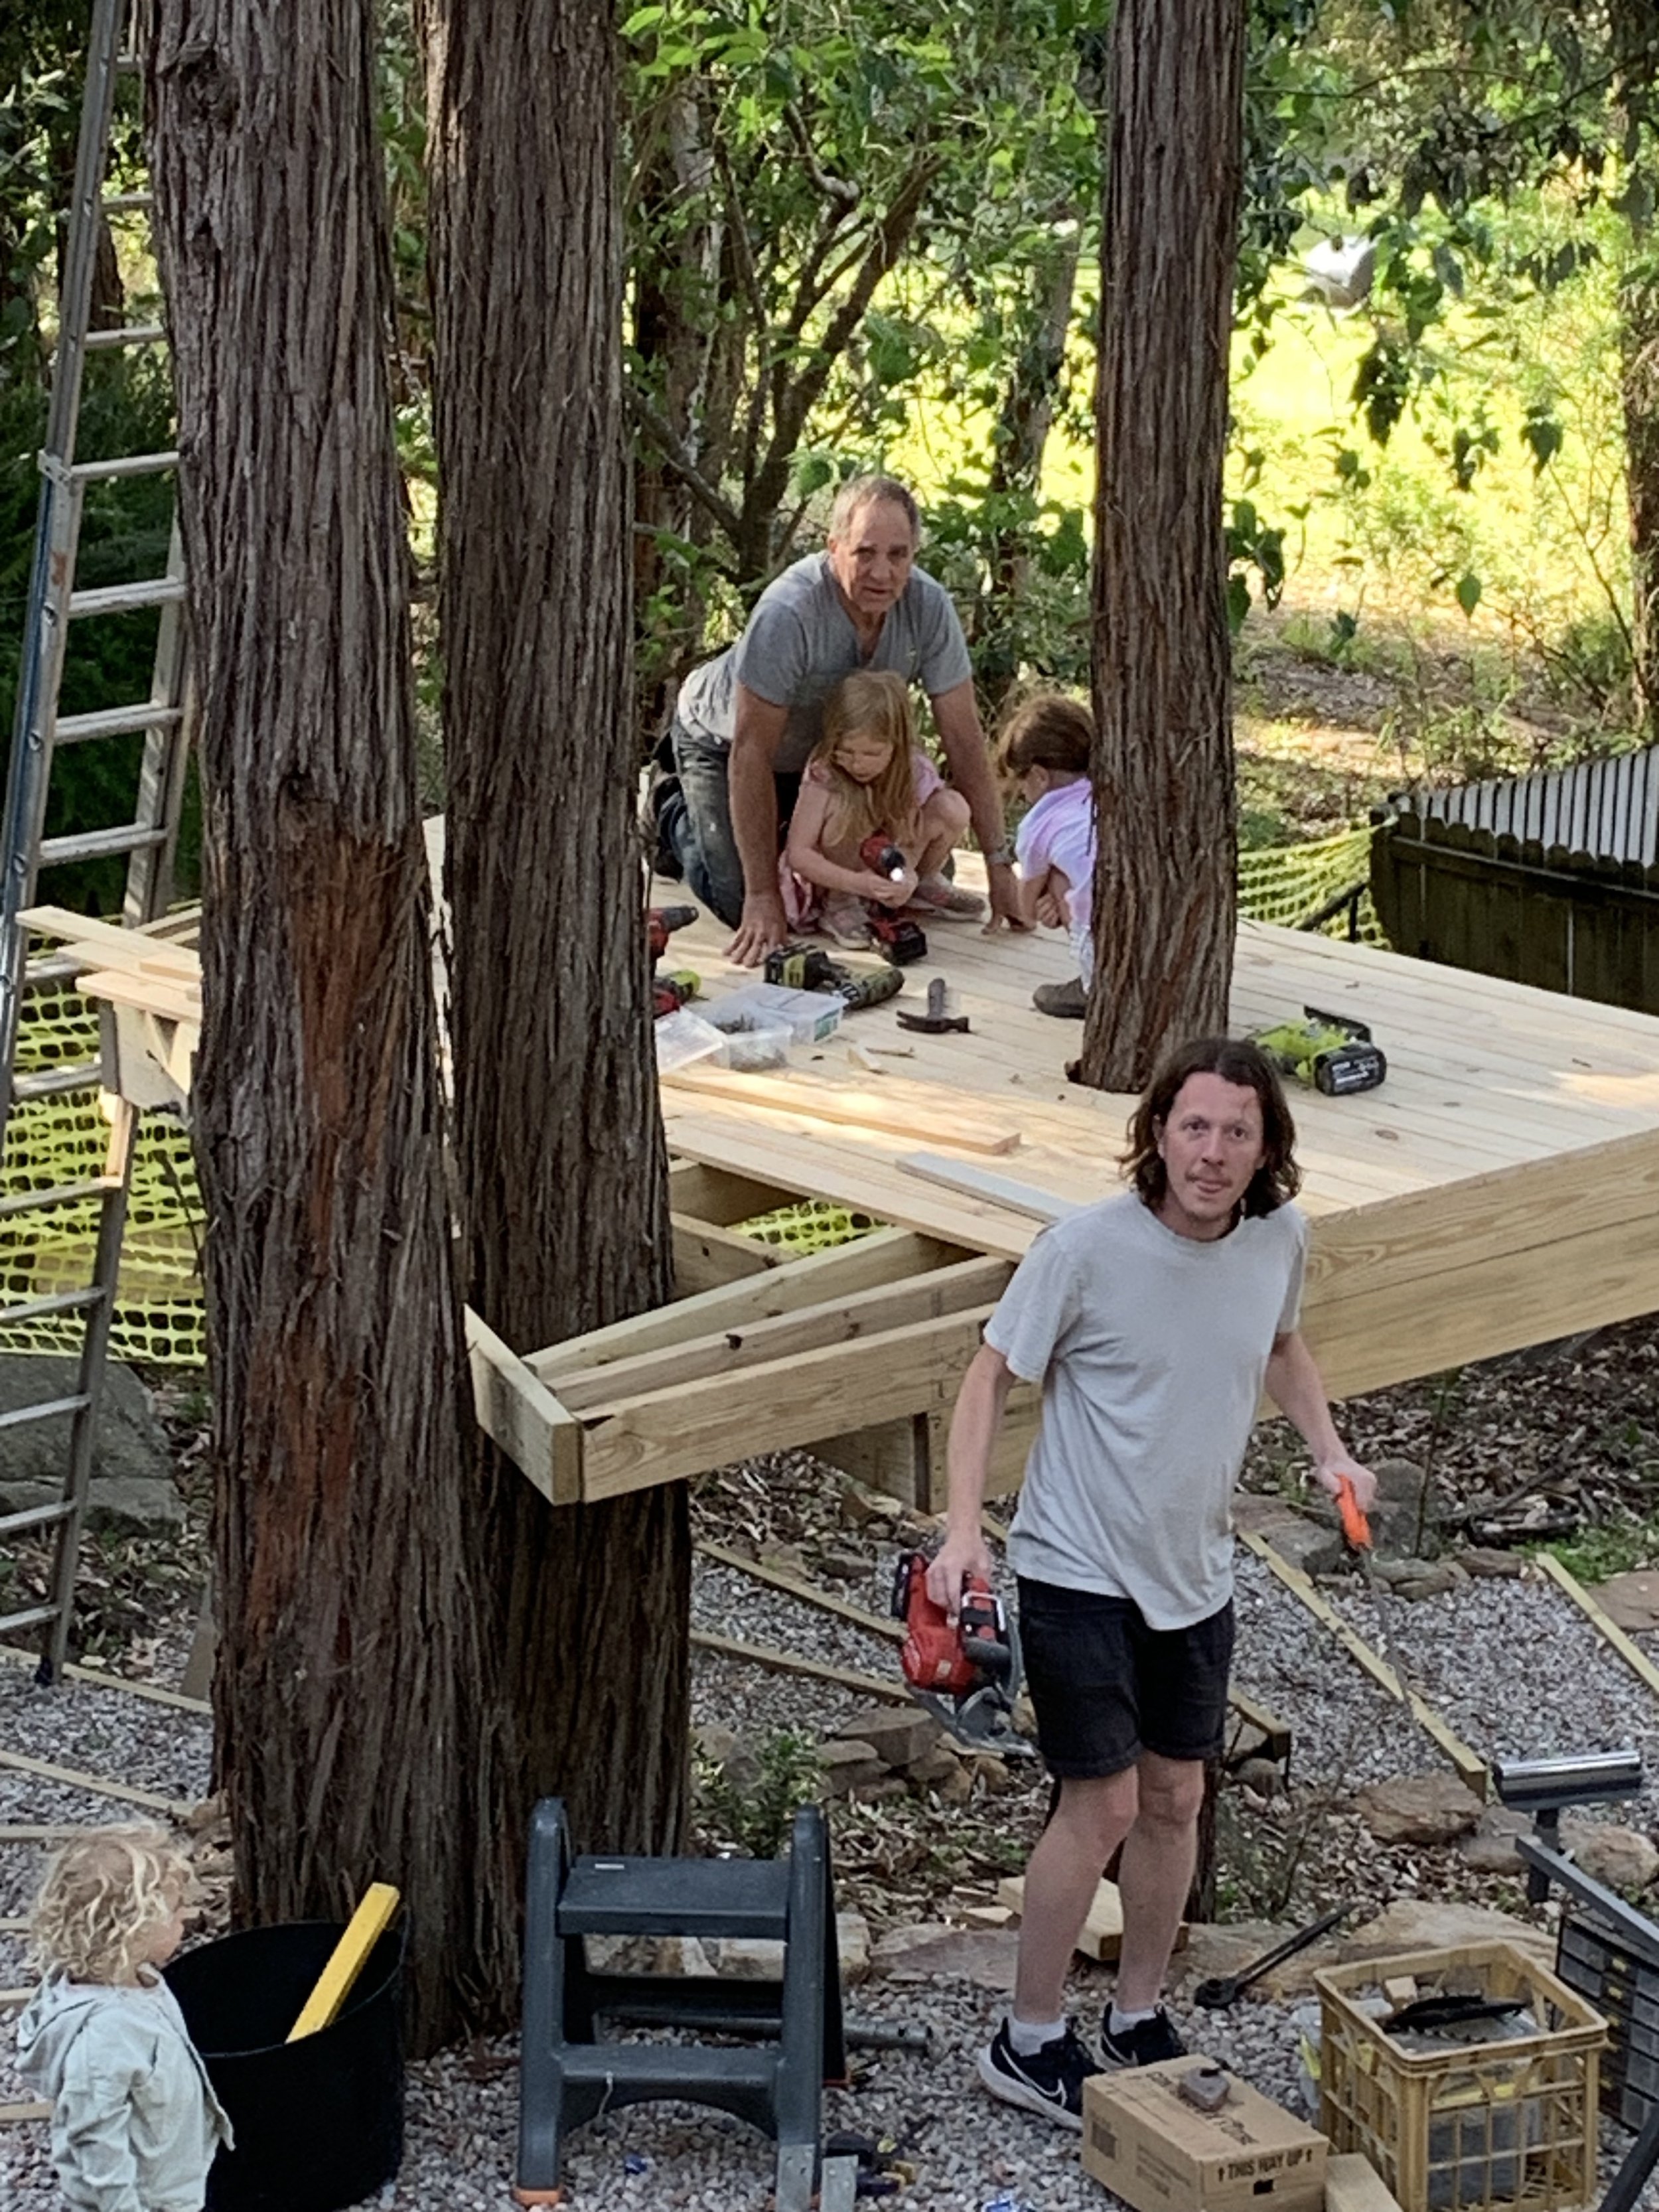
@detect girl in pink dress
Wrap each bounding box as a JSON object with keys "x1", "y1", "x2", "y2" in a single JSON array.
[{"x1": 781, "y1": 670, "x2": 985, "y2": 946}]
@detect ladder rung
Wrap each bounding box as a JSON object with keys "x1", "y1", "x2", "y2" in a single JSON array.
[
  {"x1": 54, "y1": 702, "x2": 184, "y2": 745},
  {"x1": 68, "y1": 579, "x2": 187, "y2": 619},
  {"x1": 81, "y1": 324, "x2": 166, "y2": 352},
  {"x1": 69, "y1": 451, "x2": 179, "y2": 483},
  {"x1": 0, "y1": 1603, "x2": 62, "y2": 1636},
  {"x1": 0, "y1": 1395, "x2": 92, "y2": 1433},
  {"x1": 38, "y1": 824, "x2": 169, "y2": 866},
  {"x1": 104, "y1": 192, "x2": 153, "y2": 213},
  {"x1": 0, "y1": 1499, "x2": 78, "y2": 1536},
  {"x1": 0, "y1": 1288, "x2": 104, "y2": 1327},
  {"x1": 13, "y1": 1063, "x2": 104, "y2": 1102},
  {"x1": 0, "y1": 1177, "x2": 121, "y2": 1218}
]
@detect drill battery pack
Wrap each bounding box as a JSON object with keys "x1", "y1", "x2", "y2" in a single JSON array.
[{"x1": 1251, "y1": 1005, "x2": 1387, "y2": 1097}]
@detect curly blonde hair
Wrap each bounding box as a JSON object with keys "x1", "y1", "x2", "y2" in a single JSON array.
[{"x1": 28, "y1": 1825, "x2": 189, "y2": 1984}]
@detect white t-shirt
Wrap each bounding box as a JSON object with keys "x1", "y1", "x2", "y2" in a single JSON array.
[
  {"x1": 1015, "y1": 779, "x2": 1096, "y2": 984},
  {"x1": 986, "y1": 1190, "x2": 1307, "y2": 1629}
]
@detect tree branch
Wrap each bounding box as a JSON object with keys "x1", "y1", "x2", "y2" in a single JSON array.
[
  {"x1": 784, "y1": 101, "x2": 859, "y2": 208},
  {"x1": 626, "y1": 383, "x2": 745, "y2": 541}
]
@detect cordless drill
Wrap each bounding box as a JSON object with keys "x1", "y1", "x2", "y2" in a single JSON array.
[
  {"x1": 857, "y1": 835, "x2": 927, "y2": 965},
  {"x1": 648, "y1": 903, "x2": 699, "y2": 1017}
]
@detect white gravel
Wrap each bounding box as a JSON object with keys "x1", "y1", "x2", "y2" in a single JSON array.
[{"x1": 9, "y1": 1543, "x2": 1659, "y2": 2206}]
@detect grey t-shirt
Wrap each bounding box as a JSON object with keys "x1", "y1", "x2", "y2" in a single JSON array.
[
  {"x1": 676, "y1": 553, "x2": 973, "y2": 774},
  {"x1": 987, "y1": 1190, "x2": 1308, "y2": 1630}
]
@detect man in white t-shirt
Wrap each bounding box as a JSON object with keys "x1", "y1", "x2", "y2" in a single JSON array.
[{"x1": 927, "y1": 1036, "x2": 1374, "y2": 2130}]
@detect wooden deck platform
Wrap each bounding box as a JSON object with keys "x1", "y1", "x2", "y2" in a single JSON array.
[
  {"x1": 512, "y1": 861, "x2": 1659, "y2": 1507},
  {"x1": 36, "y1": 861, "x2": 1659, "y2": 1514}
]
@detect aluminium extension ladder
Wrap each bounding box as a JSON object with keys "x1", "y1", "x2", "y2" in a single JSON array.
[{"x1": 0, "y1": 0, "x2": 193, "y2": 1677}]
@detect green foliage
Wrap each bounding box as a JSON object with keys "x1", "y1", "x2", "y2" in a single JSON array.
[
  {"x1": 1533, "y1": 1525, "x2": 1659, "y2": 1585},
  {"x1": 693, "y1": 1730, "x2": 823, "y2": 1860}
]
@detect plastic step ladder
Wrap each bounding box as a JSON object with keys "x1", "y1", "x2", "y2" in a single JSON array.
[{"x1": 514, "y1": 1797, "x2": 844, "y2": 2210}]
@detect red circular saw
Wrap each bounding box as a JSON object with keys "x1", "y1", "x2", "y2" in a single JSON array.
[{"x1": 890, "y1": 1550, "x2": 1031, "y2": 1755}]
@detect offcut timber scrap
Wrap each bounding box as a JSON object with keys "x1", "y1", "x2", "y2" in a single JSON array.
[{"x1": 997, "y1": 1873, "x2": 1189, "y2": 1963}]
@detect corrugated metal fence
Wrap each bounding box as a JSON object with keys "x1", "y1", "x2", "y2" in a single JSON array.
[{"x1": 1372, "y1": 745, "x2": 1659, "y2": 1014}]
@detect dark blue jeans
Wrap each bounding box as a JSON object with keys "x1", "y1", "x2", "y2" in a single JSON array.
[{"x1": 666, "y1": 715, "x2": 799, "y2": 928}]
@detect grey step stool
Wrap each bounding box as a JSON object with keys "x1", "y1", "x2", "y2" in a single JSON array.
[{"x1": 513, "y1": 1797, "x2": 845, "y2": 2211}]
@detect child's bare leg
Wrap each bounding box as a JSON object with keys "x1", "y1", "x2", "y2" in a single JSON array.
[{"x1": 912, "y1": 790, "x2": 985, "y2": 919}]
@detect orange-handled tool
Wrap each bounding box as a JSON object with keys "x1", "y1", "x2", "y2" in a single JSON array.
[{"x1": 1334, "y1": 1473, "x2": 1371, "y2": 1552}]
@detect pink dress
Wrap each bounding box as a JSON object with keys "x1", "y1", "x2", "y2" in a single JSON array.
[{"x1": 780, "y1": 749, "x2": 944, "y2": 928}]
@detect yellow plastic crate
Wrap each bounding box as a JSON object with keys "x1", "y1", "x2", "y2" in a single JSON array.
[{"x1": 1315, "y1": 1941, "x2": 1607, "y2": 2212}]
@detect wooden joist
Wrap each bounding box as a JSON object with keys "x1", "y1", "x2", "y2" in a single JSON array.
[
  {"x1": 672, "y1": 1214, "x2": 780, "y2": 1295},
  {"x1": 0, "y1": 1642, "x2": 210, "y2": 1716},
  {"x1": 558, "y1": 1254, "x2": 1011, "y2": 1414},
  {"x1": 532, "y1": 1227, "x2": 964, "y2": 1383},
  {"x1": 695, "y1": 1538, "x2": 903, "y2": 1646},
  {"x1": 689, "y1": 1628, "x2": 912, "y2": 1704},
  {"x1": 465, "y1": 1307, "x2": 581, "y2": 1506},
  {"x1": 1534, "y1": 1550, "x2": 1659, "y2": 1701},
  {"x1": 0, "y1": 1746, "x2": 193, "y2": 1818}
]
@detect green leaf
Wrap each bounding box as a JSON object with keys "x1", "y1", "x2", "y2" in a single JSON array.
[
  {"x1": 1455, "y1": 573, "x2": 1481, "y2": 619},
  {"x1": 1226, "y1": 573, "x2": 1252, "y2": 635}
]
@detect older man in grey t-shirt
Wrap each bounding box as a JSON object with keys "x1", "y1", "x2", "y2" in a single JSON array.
[
  {"x1": 928, "y1": 1036, "x2": 1374, "y2": 2130},
  {"x1": 659, "y1": 475, "x2": 1024, "y2": 960}
]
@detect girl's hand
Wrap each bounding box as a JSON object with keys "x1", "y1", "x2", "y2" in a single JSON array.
[
  {"x1": 869, "y1": 870, "x2": 915, "y2": 907},
  {"x1": 1035, "y1": 889, "x2": 1066, "y2": 928}
]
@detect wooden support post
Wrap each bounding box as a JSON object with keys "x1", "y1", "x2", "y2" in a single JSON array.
[{"x1": 465, "y1": 1307, "x2": 582, "y2": 1505}]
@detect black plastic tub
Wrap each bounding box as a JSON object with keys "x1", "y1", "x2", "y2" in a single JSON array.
[{"x1": 166, "y1": 1919, "x2": 405, "y2": 2212}]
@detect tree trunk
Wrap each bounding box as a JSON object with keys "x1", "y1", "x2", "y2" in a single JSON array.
[
  {"x1": 1612, "y1": 0, "x2": 1659, "y2": 737},
  {"x1": 427, "y1": 0, "x2": 685, "y2": 2014},
  {"x1": 147, "y1": 0, "x2": 484, "y2": 2055},
  {"x1": 974, "y1": 220, "x2": 1082, "y2": 712},
  {"x1": 1078, "y1": 0, "x2": 1245, "y2": 1092}
]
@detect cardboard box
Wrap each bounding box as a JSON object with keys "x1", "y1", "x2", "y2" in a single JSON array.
[{"x1": 1082, "y1": 2055, "x2": 1328, "y2": 2212}]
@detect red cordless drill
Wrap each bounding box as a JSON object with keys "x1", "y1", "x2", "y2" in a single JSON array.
[
  {"x1": 857, "y1": 836, "x2": 927, "y2": 965},
  {"x1": 648, "y1": 903, "x2": 699, "y2": 1017}
]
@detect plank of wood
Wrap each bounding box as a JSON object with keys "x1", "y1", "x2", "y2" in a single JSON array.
[
  {"x1": 689, "y1": 1628, "x2": 912, "y2": 1704},
  {"x1": 664, "y1": 1113, "x2": 1039, "y2": 1259},
  {"x1": 0, "y1": 2102, "x2": 51, "y2": 2124},
  {"x1": 0, "y1": 1992, "x2": 31, "y2": 2015},
  {"x1": 695, "y1": 1538, "x2": 904, "y2": 1646},
  {"x1": 1227, "y1": 1686, "x2": 1293, "y2": 1764},
  {"x1": 76, "y1": 967, "x2": 200, "y2": 1025},
  {"x1": 1323, "y1": 2150, "x2": 1407, "y2": 2212},
  {"x1": 19, "y1": 905, "x2": 201, "y2": 975},
  {"x1": 584, "y1": 1304, "x2": 995, "y2": 1498},
  {"x1": 0, "y1": 1746, "x2": 191, "y2": 1818},
  {"x1": 1240, "y1": 1535, "x2": 1488, "y2": 1797},
  {"x1": 1303, "y1": 1198, "x2": 1659, "y2": 1406},
  {"x1": 995, "y1": 1874, "x2": 1190, "y2": 1962},
  {"x1": 559, "y1": 1256, "x2": 1012, "y2": 1414},
  {"x1": 0, "y1": 1643, "x2": 211, "y2": 1714},
  {"x1": 1534, "y1": 1551, "x2": 1659, "y2": 1702},
  {"x1": 662, "y1": 1062, "x2": 1025, "y2": 1155},
  {"x1": 530, "y1": 1228, "x2": 963, "y2": 1382},
  {"x1": 898, "y1": 1151, "x2": 1080, "y2": 1222},
  {"x1": 0, "y1": 1823, "x2": 102, "y2": 1842},
  {"x1": 672, "y1": 1214, "x2": 780, "y2": 1295},
  {"x1": 465, "y1": 1307, "x2": 581, "y2": 1507}
]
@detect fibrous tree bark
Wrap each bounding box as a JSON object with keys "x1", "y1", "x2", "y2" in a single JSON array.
[
  {"x1": 147, "y1": 0, "x2": 484, "y2": 2053},
  {"x1": 1078, "y1": 0, "x2": 1247, "y2": 1092},
  {"x1": 1612, "y1": 0, "x2": 1659, "y2": 737},
  {"x1": 427, "y1": 0, "x2": 684, "y2": 2009}
]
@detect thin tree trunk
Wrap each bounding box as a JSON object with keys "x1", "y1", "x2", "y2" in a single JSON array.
[
  {"x1": 427, "y1": 0, "x2": 685, "y2": 2015},
  {"x1": 147, "y1": 0, "x2": 484, "y2": 2054},
  {"x1": 1078, "y1": 0, "x2": 1245, "y2": 1092},
  {"x1": 1612, "y1": 0, "x2": 1659, "y2": 737}
]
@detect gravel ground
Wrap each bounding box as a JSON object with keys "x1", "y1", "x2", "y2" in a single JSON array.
[{"x1": 11, "y1": 1429, "x2": 1659, "y2": 2205}]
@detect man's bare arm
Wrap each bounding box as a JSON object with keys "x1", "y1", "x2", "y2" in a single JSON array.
[
  {"x1": 1264, "y1": 1328, "x2": 1376, "y2": 1510},
  {"x1": 925, "y1": 1341, "x2": 1015, "y2": 1615},
  {"x1": 726, "y1": 684, "x2": 792, "y2": 964}
]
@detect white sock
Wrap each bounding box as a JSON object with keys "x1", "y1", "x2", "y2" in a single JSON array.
[
  {"x1": 1007, "y1": 2012, "x2": 1065, "y2": 2055},
  {"x1": 1110, "y1": 2003, "x2": 1157, "y2": 2033}
]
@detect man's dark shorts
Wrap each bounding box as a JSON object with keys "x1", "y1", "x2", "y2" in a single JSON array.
[{"x1": 1016, "y1": 1577, "x2": 1235, "y2": 1778}]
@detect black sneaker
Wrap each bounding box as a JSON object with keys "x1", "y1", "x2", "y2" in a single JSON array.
[
  {"x1": 977, "y1": 2017, "x2": 1099, "y2": 2130},
  {"x1": 1098, "y1": 2005, "x2": 1187, "y2": 2067}
]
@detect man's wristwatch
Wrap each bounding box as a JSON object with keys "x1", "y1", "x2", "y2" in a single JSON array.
[{"x1": 985, "y1": 844, "x2": 1015, "y2": 868}]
